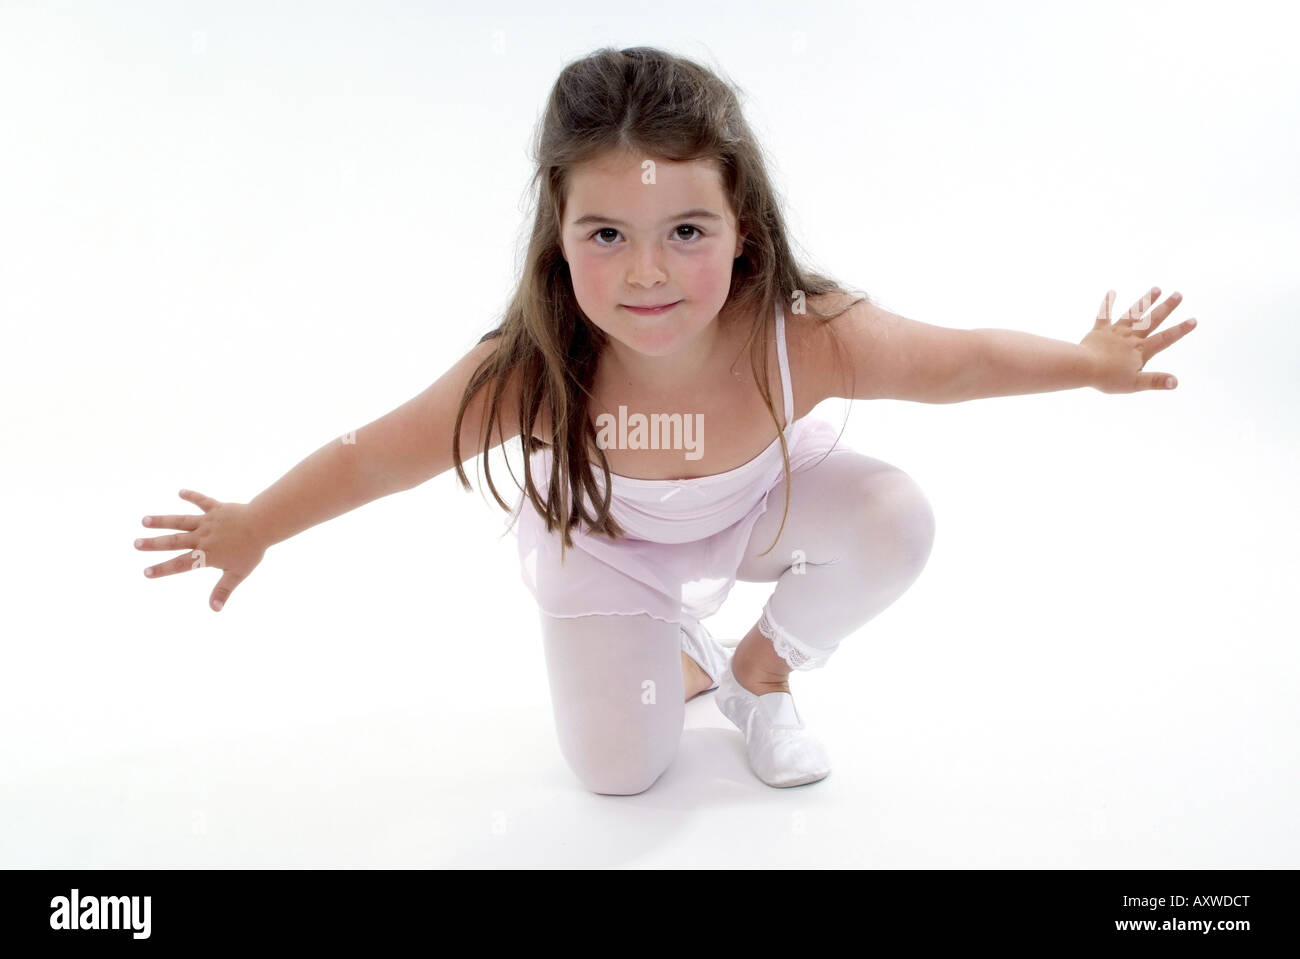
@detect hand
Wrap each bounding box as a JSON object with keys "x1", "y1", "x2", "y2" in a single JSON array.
[
  {"x1": 1080, "y1": 286, "x2": 1198, "y2": 394},
  {"x1": 135, "y1": 489, "x2": 266, "y2": 612}
]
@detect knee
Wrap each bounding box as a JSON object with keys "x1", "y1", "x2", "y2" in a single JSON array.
[
  {"x1": 556, "y1": 727, "x2": 679, "y2": 796},
  {"x1": 854, "y1": 469, "x2": 936, "y2": 571},
  {"x1": 569, "y1": 751, "x2": 673, "y2": 796},
  {"x1": 581, "y1": 771, "x2": 662, "y2": 796}
]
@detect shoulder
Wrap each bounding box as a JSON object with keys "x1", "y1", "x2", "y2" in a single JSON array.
[
  {"x1": 457, "y1": 333, "x2": 545, "y2": 444},
  {"x1": 783, "y1": 290, "x2": 867, "y2": 412},
  {"x1": 495, "y1": 346, "x2": 553, "y2": 444}
]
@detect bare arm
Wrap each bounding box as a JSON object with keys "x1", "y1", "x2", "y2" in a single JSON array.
[
  {"x1": 813, "y1": 288, "x2": 1194, "y2": 404},
  {"x1": 814, "y1": 298, "x2": 984, "y2": 404},
  {"x1": 245, "y1": 336, "x2": 521, "y2": 548},
  {"x1": 961, "y1": 328, "x2": 1098, "y2": 400},
  {"x1": 960, "y1": 286, "x2": 1196, "y2": 398}
]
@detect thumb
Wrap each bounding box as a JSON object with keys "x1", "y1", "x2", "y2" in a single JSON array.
[
  {"x1": 210, "y1": 572, "x2": 244, "y2": 612},
  {"x1": 1141, "y1": 371, "x2": 1177, "y2": 391}
]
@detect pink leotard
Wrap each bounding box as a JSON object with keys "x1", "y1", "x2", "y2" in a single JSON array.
[{"x1": 508, "y1": 298, "x2": 843, "y2": 630}]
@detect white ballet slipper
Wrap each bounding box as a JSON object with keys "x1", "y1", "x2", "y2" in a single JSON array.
[
  {"x1": 715, "y1": 664, "x2": 831, "y2": 787},
  {"x1": 679, "y1": 619, "x2": 733, "y2": 692}
]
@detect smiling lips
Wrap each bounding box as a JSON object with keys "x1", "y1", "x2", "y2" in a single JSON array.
[{"x1": 622, "y1": 300, "x2": 681, "y2": 314}]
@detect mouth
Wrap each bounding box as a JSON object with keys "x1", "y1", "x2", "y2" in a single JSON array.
[{"x1": 621, "y1": 300, "x2": 681, "y2": 315}]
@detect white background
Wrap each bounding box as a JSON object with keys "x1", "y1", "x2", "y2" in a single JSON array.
[{"x1": 2, "y1": 0, "x2": 1296, "y2": 867}]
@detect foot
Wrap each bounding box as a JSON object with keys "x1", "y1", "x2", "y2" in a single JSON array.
[
  {"x1": 729, "y1": 642, "x2": 791, "y2": 698},
  {"x1": 714, "y1": 665, "x2": 831, "y2": 788},
  {"x1": 678, "y1": 621, "x2": 732, "y2": 701}
]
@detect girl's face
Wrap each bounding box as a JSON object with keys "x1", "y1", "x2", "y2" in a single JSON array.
[{"x1": 559, "y1": 150, "x2": 745, "y2": 363}]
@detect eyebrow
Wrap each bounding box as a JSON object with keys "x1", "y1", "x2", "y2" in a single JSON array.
[{"x1": 570, "y1": 208, "x2": 724, "y2": 228}]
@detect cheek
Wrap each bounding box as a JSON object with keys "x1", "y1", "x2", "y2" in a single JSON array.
[
  {"x1": 563, "y1": 259, "x2": 596, "y2": 310},
  {"x1": 681, "y1": 249, "x2": 735, "y2": 299},
  {"x1": 569, "y1": 250, "x2": 611, "y2": 296}
]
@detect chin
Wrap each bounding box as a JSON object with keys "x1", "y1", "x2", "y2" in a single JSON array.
[{"x1": 621, "y1": 329, "x2": 682, "y2": 355}]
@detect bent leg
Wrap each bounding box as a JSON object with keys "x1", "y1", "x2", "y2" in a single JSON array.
[
  {"x1": 539, "y1": 611, "x2": 686, "y2": 795},
  {"x1": 736, "y1": 449, "x2": 936, "y2": 671}
]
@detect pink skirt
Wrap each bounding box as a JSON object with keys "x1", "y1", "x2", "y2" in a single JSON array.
[{"x1": 507, "y1": 415, "x2": 845, "y2": 629}]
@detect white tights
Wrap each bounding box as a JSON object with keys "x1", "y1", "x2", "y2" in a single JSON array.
[{"x1": 538, "y1": 447, "x2": 936, "y2": 795}]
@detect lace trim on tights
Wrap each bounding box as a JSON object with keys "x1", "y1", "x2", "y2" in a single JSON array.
[{"x1": 757, "y1": 605, "x2": 824, "y2": 671}]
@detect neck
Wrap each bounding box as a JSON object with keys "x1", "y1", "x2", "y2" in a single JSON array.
[{"x1": 600, "y1": 312, "x2": 737, "y2": 398}]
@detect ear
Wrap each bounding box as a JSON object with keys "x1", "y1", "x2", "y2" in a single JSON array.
[{"x1": 734, "y1": 231, "x2": 746, "y2": 258}]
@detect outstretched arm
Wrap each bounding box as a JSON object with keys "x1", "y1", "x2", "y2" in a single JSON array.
[
  {"x1": 815, "y1": 297, "x2": 983, "y2": 404},
  {"x1": 967, "y1": 286, "x2": 1197, "y2": 399},
  {"x1": 963, "y1": 328, "x2": 1097, "y2": 400},
  {"x1": 135, "y1": 336, "x2": 519, "y2": 614},
  {"x1": 817, "y1": 287, "x2": 1198, "y2": 404},
  {"x1": 246, "y1": 336, "x2": 519, "y2": 547}
]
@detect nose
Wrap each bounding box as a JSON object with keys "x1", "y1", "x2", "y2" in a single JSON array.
[{"x1": 624, "y1": 242, "x2": 668, "y2": 288}]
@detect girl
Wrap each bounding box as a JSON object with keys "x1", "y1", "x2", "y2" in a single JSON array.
[{"x1": 135, "y1": 47, "x2": 1197, "y2": 795}]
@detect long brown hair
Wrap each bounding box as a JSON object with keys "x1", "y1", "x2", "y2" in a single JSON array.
[{"x1": 451, "y1": 46, "x2": 866, "y2": 563}]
